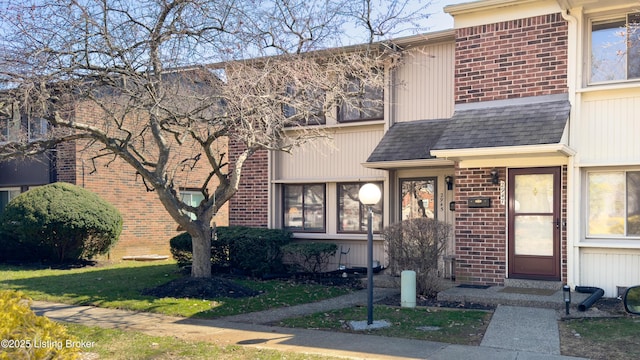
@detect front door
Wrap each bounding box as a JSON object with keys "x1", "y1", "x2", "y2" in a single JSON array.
[{"x1": 508, "y1": 167, "x2": 561, "y2": 280}]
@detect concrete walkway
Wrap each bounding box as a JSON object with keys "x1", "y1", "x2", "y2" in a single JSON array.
[{"x1": 32, "y1": 289, "x2": 586, "y2": 360}]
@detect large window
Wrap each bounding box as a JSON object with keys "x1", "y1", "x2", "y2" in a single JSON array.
[
  {"x1": 400, "y1": 178, "x2": 436, "y2": 220},
  {"x1": 587, "y1": 171, "x2": 640, "y2": 237},
  {"x1": 338, "y1": 182, "x2": 383, "y2": 233},
  {"x1": 590, "y1": 13, "x2": 640, "y2": 83},
  {"x1": 283, "y1": 184, "x2": 325, "y2": 232},
  {"x1": 338, "y1": 76, "x2": 383, "y2": 122}
]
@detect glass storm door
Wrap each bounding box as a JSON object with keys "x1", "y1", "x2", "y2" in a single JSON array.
[{"x1": 508, "y1": 167, "x2": 561, "y2": 280}]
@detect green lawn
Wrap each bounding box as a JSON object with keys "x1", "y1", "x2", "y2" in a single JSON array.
[
  {"x1": 0, "y1": 260, "x2": 351, "y2": 318},
  {"x1": 65, "y1": 323, "x2": 341, "y2": 360}
]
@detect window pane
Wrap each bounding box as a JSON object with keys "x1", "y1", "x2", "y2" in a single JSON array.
[
  {"x1": 401, "y1": 179, "x2": 435, "y2": 220},
  {"x1": 628, "y1": 14, "x2": 640, "y2": 79},
  {"x1": 588, "y1": 172, "x2": 625, "y2": 235},
  {"x1": 514, "y1": 174, "x2": 554, "y2": 213},
  {"x1": 514, "y1": 215, "x2": 554, "y2": 256},
  {"x1": 284, "y1": 185, "x2": 303, "y2": 229},
  {"x1": 180, "y1": 190, "x2": 205, "y2": 220},
  {"x1": 0, "y1": 189, "x2": 20, "y2": 216},
  {"x1": 338, "y1": 182, "x2": 383, "y2": 233},
  {"x1": 339, "y1": 77, "x2": 383, "y2": 122},
  {"x1": 28, "y1": 117, "x2": 48, "y2": 140},
  {"x1": 303, "y1": 185, "x2": 325, "y2": 231},
  {"x1": 627, "y1": 172, "x2": 640, "y2": 236},
  {"x1": 591, "y1": 19, "x2": 627, "y2": 82},
  {"x1": 339, "y1": 184, "x2": 361, "y2": 232},
  {"x1": 368, "y1": 201, "x2": 383, "y2": 232}
]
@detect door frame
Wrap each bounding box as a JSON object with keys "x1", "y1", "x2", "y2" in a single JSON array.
[{"x1": 507, "y1": 167, "x2": 561, "y2": 280}]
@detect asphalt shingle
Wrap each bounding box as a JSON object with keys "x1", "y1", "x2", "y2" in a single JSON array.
[{"x1": 366, "y1": 97, "x2": 570, "y2": 163}]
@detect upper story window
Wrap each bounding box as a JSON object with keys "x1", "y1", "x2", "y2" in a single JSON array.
[
  {"x1": 0, "y1": 104, "x2": 49, "y2": 143},
  {"x1": 338, "y1": 76, "x2": 384, "y2": 123},
  {"x1": 590, "y1": 13, "x2": 640, "y2": 84},
  {"x1": 28, "y1": 117, "x2": 49, "y2": 141},
  {"x1": 282, "y1": 85, "x2": 326, "y2": 126}
]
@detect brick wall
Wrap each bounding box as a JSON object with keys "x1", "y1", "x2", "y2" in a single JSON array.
[
  {"x1": 54, "y1": 141, "x2": 77, "y2": 184},
  {"x1": 453, "y1": 167, "x2": 507, "y2": 286},
  {"x1": 54, "y1": 103, "x2": 229, "y2": 259},
  {"x1": 228, "y1": 141, "x2": 269, "y2": 227},
  {"x1": 455, "y1": 13, "x2": 568, "y2": 103},
  {"x1": 453, "y1": 166, "x2": 568, "y2": 285}
]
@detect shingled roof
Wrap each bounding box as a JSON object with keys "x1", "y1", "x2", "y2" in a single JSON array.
[
  {"x1": 366, "y1": 118, "x2": 449, "y2": 162},
  {"x1": 433, "y1": 98, "x2": 570, "y2": 150},
  {"x1": 366, "y1": 96, "x2": 570, "y2": 163}
]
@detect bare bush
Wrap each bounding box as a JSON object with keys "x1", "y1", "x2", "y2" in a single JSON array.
[{"x1": 383, "y1": 218, "x2": 450, "y2": 297}]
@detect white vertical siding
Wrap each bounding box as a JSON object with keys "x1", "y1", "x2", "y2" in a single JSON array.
[
  {"x1": 579, "y1": 248, "x2": 640, "y2": 297},
  {"x1": 275, "y1": 126, "x2": 385, "y2": 181},
  {"x1": 576, "y1": 90, "x2": 640, "y2": 165},
  {"x1": 392, "y1": 42, "x2": 455, "y2": 122}
]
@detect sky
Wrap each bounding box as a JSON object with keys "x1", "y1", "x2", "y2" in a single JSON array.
[{"x1": 424, "y1": 0, "x2": 473, "y2": 31}]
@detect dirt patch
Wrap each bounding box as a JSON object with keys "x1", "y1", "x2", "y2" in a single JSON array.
[
  {"x1": 141, "y1": 277, "x2": 260, "y2": 299},
  {"x1": 376, "y1": 293, "x2": 496, "y2": 311},
  {"x1": 559, "y1": 297, "x2": 636, "y2": 360}
]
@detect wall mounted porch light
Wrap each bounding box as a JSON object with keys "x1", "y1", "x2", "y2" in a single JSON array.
[
  {"x1": 445, "y1": 175, "x2": 454, "y2": 190},
  {"x1": 490, "y1": 168, "x2": 499, "y2": 185},
  {"x1": 359, "y1": 183, "x2": 382, "y2": 325}
]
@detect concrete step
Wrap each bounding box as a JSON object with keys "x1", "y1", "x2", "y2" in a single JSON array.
[
  {"x1": 437, "y1": 285, "x2": 590, "y2": 310},
  {"x1": 504, "y1": 278, "x2": 563, "y2": 290}
]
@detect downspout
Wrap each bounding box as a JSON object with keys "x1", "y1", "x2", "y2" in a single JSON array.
[{"x1": 560, "y1": 7, "x2": 580, "y2": 289}]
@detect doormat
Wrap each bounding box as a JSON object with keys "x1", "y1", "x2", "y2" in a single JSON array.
[
  {"x1": 498, "y1": 287, "x2": 556, "y2": 296},
  {"x1": 457, "y1": 284, "x2": 490, "y2": 289}
]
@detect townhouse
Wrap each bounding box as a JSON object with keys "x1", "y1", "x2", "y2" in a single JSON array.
[{"x1": 230, "y1": 0, "x2": 640, "y2": 296}]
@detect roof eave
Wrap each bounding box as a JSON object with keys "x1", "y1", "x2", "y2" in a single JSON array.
[
  {"x1": 444, "y1": 0, "x2": 540, "y2": 16},
  {"x1": 430, "y1": 143, "x2": 576, "y2": 161},
  {"x1": 362, "y1": 158, "x2": 455, "y2": 170}
]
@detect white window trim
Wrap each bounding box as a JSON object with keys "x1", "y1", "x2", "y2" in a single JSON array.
[
  {"x1": 584, "y1": 168, "x2": 640, "y2": 241},
  {"x1": 587, "y1": 11, "x2": 640, "y2": 86}
]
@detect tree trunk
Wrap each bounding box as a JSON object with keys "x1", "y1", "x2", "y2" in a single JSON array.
[{"x1": 189, "y1": 225, "x2": 212, "y2": 278}]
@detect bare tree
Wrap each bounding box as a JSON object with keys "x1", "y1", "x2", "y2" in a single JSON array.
[{"x1": 0, "y1": 0, "x2": 432, "y2": 278}]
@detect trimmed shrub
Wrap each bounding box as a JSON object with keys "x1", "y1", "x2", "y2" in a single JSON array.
[
  {"x1": 0, "y1": 182, "x2": 122, "y2": 263},
  {"x1": 0, "y1": 290, "x2": 80, "y2": 360},
  {"x1": 383, "y1": 218, "x2": 450, "y2": 297},
  {"x1": 282, "y1": 242, "x2": 338, "y2": 273},
  {"x1": 169, "y1": 226, "x2": 292, "y2": 276}
]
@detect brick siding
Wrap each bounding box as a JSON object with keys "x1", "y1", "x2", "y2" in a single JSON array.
[
  {"x1": 453, "y1": 167, "x2": 507, "y2": 286},
  {"x1": 228, "y1": 142, "x2": 269, "y2": 228},
  {"x1": 53, "y1": 104, "x2": 229, "y2": 259},
  {"x1": 455, "y1": 13, "x2": 568, "y2": 103},
  {"x1": 453, "y1": 166, "x2": 568, "y2": 286}
]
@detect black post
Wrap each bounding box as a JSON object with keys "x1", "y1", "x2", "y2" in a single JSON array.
[{"x1": 367, "y1": 205, "x2": 373, "y2": 325}]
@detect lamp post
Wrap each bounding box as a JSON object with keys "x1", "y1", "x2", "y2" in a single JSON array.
[{"x1": 359, "y1": 183, "x2": 381, "y2": 325}]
